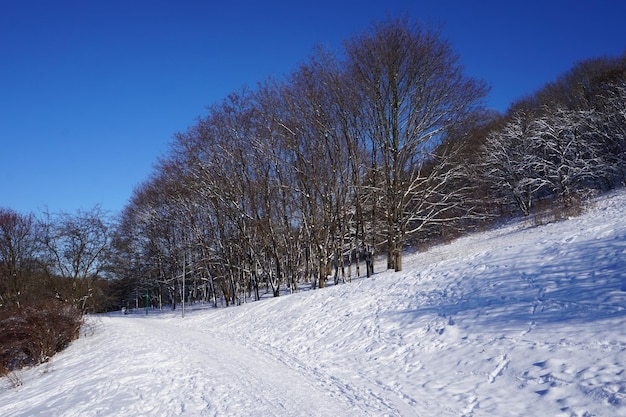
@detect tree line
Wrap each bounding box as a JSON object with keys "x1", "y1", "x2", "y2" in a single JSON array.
[
  {"x1": 0, "y1": 206, "x2": 112, "y2": 312},
  {"x1": 481, "y1": 54, "x2": 626, "y2": 216},
  {"x1": 3, "y1": 17, "x2": 626, "y2": 315},
  {"x1": 110, "y1": 17, "x2": 489, "y2": 310}
]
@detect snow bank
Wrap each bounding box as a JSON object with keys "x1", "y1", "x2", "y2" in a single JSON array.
[{"x1": 2, "y1": 191, "x2": 625, "y2": 416}]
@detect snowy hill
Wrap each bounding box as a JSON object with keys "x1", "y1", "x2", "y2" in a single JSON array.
[{"x1": 2, "y1": 191, "x2": 626, "y2": 416}]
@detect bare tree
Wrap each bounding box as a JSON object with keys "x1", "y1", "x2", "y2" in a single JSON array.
[
  {"x1": 481, "y1": 111, "x2": 541, "y2": 216},
  {"x1": 41, "y1": 207, "x2": 111, "y2": 312},
  {"x1": 482, "y1": 106, "x2": 617, "y2": 216},
  {"x1": 596, "y1": 79, "x2": 626, "y2": 185},
  {"x1": 0, "y1": 208, "x2": 41, "y2": 308},
  {"x1": 345, "y1": 17, "x2": 488, "y2": 271},
  {"x1": 531, "y1": 107, "x2": 609, "y2": 206}
]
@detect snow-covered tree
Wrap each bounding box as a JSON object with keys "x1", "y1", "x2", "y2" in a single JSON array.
[
  {"x1": 481, "y1": 111, "x2": 540, "y2": 216},
  {"x1": 530, "y1": 107, "x2": 609, "y2": 205},
  {"x1": 345, "y1": 17, "x2": 488, "y2": 271}
]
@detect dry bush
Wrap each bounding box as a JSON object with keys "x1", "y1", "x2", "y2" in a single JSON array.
[
  {"x1": 532, "y1": 196, "x2": 585, "y2": 226},
  {"x1": 0, "y1": 302, "x2": 82, "y2": 377}
]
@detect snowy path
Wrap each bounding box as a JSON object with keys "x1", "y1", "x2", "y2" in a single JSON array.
[{"x1": 0, "y1": 314, "x2": 366, "y2": 416}]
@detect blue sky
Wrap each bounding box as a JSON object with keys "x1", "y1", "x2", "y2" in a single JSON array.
[{"x1": 2, "y1": 0, "x2": 625, "y2": 216}]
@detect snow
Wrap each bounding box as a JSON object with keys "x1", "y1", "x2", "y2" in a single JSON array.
[{"x1": 2, "y1": 191, "x2": 626, "y2": 416}]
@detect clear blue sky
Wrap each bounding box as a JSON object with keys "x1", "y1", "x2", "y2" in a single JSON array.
[{"x1": 2, "y1": 0, "x2": 625, "y2": 216}]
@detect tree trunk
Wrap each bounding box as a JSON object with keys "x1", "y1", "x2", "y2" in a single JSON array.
[
  {"x1": 394, "y1": 244, "x2": 402, "y2": 272},
  {"x1": 387, "y1": 228, "x2": 395, "y2": 270},
  {"x1": 318, "y1": 257, "x2": 326, "y2": 288},
  {"x1": 365, "y1": 245, "x2": 374, "y2": 277}
]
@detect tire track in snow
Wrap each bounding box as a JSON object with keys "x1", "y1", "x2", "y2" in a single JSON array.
[
  {"x1": 0, "y1": 315, "x2": 360, "y2": 417},
  {"x1": 215, "y1": 305, "x2": 455, "y2": 417},
  {"x1": 103, "y1": 316, "x2": 360, "y2": 417},
  {"x1": 219, "y1": 329, "x2": 416, "y2": 416}
]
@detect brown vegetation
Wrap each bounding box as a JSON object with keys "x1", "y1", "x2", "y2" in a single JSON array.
[{"x1": 0, "y1": 301, "x2": 82, "y2": 377}]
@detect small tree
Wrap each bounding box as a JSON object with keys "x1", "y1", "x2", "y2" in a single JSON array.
[
  {"x1": 0, "y1": 208, "x2": 41, "y2": 308},
  {"x1": 41, "y1": 207, "x2": 112, "y2": 312}
]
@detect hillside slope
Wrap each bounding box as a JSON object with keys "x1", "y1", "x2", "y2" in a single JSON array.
[{"x1": 1, "y1": 191, "x2": 625, "y2": 416}]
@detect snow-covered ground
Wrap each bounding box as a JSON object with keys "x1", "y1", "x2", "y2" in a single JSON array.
[{"x1": 2, "y1": 191, "x2": 626, "y2": 417}]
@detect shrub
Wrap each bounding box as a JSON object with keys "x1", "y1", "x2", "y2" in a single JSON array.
[{"x1": 0, "y1": 302, "x2": 82, "y2": 377}]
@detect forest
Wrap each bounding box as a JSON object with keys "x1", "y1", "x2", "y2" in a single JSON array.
[{"x1": 2, "y1": 17, "x2": 626, "y2": 375}]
